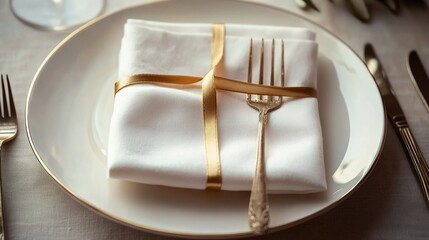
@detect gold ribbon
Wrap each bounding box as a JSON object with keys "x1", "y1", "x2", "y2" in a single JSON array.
[
  {"x1": 115, "y1": 74, "x2": 317, "y2": 98},
  {"x1": 201, "y1": 24, "x2": 224, "y2": 189},
  {"x1": 114, "y1": 24, "x2": 317, "y2": 190}
]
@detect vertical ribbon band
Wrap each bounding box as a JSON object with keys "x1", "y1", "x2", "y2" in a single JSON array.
[{"x1": 202, "y1": 24, "x2": 224, "y2": 190}]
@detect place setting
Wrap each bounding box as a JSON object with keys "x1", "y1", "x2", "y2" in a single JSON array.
[
  {"x1": 1, "y1": 0, "x2": 428, "y2": 239},
  {"x1": 23, "y1": 0, "x2": 387, "y2": 238}
]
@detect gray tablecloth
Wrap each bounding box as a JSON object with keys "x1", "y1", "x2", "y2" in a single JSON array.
[{"x1": 1, "y1": 0, "x2": 428, "y2": 239}]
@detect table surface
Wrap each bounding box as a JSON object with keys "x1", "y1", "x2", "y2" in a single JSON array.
[{"x1": 1, "y1": 0, "x2": 429, "y2": 239}]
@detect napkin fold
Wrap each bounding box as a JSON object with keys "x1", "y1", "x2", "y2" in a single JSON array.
[{"x1": 108, "y1": 19, "x2": 327, "y2": 193}]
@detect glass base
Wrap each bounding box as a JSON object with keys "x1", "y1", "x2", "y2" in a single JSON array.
[{"x1": 10, "y1": 0, "x2": 105, "y2": 31}]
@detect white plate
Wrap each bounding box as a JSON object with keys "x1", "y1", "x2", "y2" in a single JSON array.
[{"x1": 26, "y1": 0, "x2": 385, "y2": 238}]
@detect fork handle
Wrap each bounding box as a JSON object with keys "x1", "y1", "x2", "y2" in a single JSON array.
[
  {"x1": 0, "y1": 145, "x2": 5, "y2": 240},
  {"x1": 248, "y1": 110, "x2": 270, "y2": 235}
]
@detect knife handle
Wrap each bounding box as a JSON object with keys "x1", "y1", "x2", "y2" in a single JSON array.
[{"x1": 393, "y1": 115, "x2": 429, "y2": 206}]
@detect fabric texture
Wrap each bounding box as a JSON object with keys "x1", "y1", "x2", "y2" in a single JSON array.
[{"x1": 108, "y1": 19, "x2": 326, "y2": 193}]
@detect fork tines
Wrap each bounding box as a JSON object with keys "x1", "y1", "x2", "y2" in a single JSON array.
[
  {"x1": 247, "y1": 38, "x2": 285, "y2": 104},
  {"x1": 0, "y1": 75, "x2": 17, "y2": 120}
]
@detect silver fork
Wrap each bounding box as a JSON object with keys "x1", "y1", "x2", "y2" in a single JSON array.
[
  {"x1": 247, "y1": 39, "x2": 284, "y2": 235},
  {"x1": 0, "y1": 75, "x2": 18, "y2": 240}
]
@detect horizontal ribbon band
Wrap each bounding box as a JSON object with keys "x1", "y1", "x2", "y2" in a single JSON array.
[{"x1": 115, "y1": 74, "x2": 318, "y2": 98}]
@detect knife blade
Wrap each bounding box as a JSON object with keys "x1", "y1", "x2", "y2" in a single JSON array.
[
  {"x1": 364, "y1": 43, "x2": 429, "y2": 207},
  {"x1": 407, "y1": 50, "x2": 429, "y2": 112}
]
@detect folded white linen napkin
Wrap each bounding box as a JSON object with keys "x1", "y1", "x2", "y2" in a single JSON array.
[{"x1": 108, "y1": 19, "x2": 327, "y2": 193}]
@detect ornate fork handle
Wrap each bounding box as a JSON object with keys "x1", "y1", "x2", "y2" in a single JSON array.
[
  {"x1": 248, "y1": 109, "x2": 270, "y2": 235},
  {"x1": 246, "y1": 39, "x2": 284, "y2": 235}
]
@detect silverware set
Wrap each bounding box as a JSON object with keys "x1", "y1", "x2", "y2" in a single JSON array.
[
  {"x1": 364, "y1": 44, "x2": 429, "y2": 207},
  {"x1": 0, "y1": 75, "x2": 18, "y2": 240}
]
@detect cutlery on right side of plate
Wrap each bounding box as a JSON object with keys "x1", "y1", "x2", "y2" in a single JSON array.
[
  {"x1": 364, "y1": 44, "x2": 429, "y2": 207},
  {"x1": 407, "y1": 50, "x2": 429, "y2": 112}
]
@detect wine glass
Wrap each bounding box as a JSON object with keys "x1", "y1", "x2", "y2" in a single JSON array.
[{"x1": 10, "y1": 0, "x2": 105, "y2": 31}]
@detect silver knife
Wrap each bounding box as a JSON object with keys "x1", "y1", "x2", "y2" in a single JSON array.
[
  {"x1": 364, "y1": 43, "x2": 429, "y2": 207},
  {"x1": 407, "y1": 50, "x2": 429, "y2": 112}
]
